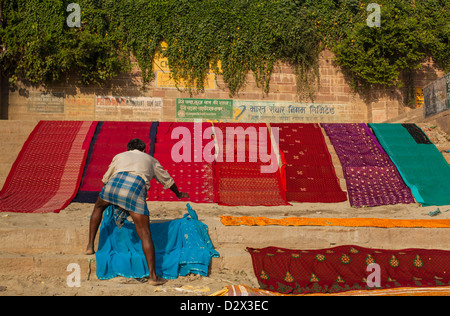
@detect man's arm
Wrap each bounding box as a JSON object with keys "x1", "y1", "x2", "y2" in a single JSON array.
[
  {"x1": 152, "y1": 159, "x2": 189, "y2": 199},
  {"x1": 169, "y1": 183, "x2": 189, "y2": 199}
]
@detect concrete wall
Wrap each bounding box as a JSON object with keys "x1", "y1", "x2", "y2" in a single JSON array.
[
  {"x1": 387, "y1": 73, "x2": 450, "y2": 135},
  {"x1": 2, "y1": 50, "x2": 445, "y2": 123},
  {"x1": 0, "y1": 74, "x2": 6, "y2": 120}
]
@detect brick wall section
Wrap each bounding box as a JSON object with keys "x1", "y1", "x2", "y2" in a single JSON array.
[{"x1": 4, "y1": 50, "x2": 445, "y2": 123}]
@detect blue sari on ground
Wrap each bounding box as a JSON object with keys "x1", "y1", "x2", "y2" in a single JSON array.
[{"x1": 96, "y1": 203, "x2": 219, "y2": 280}]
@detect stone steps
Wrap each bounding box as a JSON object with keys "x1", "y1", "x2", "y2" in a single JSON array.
[
  {"x1": 0, "y1": 119, "x2": 449, "y2": 284},
  {"x1": 2, "y1": 216, "x2": 450, "y2": 280},
  {"x1": 0, "y1": 253, "x2": 96, "y2": 280}
]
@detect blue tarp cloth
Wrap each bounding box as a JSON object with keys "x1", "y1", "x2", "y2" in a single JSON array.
[{"x1": 96, "y1": 203, "x2": 219, "y2": 280}]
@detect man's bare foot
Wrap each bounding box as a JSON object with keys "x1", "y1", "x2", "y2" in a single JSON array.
[{"x1": 148, "y1": 276, "x2": 168, "y2": 286}]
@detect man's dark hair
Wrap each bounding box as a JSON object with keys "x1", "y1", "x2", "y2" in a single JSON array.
[{"x1": 127, "y1": 138, "x2": 147, "y2": 152}]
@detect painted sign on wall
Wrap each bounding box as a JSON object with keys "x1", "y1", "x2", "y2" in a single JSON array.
[
  {"x1": 95, "y1": 96, "x2": 163, "y2": 120},
  {"x1": 176, "y1": 98, "x2": 233, "y2": 121},
  {"x1": 415, "y1": 87, "x2": 424, "y2": 108},
  {"x1": 27, "y1": 91, "x2": 65, "y2": 113},
  {"x1": 233, "y1": 100, "x2": 342, "y2": 123},
  {"x1": 65, "y1": 95, "x2": 95, "y2": 119},
  {"x1": 175, "y1": 98, "x2": 346, "y2": 123}
]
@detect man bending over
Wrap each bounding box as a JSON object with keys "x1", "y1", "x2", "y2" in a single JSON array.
[{"x1": 85, "y1": 138, "x2": 189, "y2": 285}]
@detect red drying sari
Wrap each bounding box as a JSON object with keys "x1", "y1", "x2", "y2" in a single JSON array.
[
  {"x1": 213, "y1": 123, "x2": 289, "y2": 206},
  {"x1": 148, "y1": 122, "x2": 215, "y2": 203},
  {"x1": 248, "y1": 245, "x2": 450, "y2": 294},
  {"x1": 74, "y1": 121, "x2": 154, "y2": 203},
  {"x1": 0, "y1": 121, "x2": 97, "y2": 213},
  {"x1": 271, "y1": 123, "x2": 347, "y2": 203}
]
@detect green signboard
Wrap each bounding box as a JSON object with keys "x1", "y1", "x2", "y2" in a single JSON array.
[{"x1": 176, "y1": 98, "x2": 233, "y2": 121}]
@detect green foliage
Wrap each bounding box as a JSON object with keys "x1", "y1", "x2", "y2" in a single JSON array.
[
  {"x1": 0, "y1": 0, "x2": 130, "y2": 85},
  {"x1": 328, "y1": 0, "x2": 450, "y2": 89},
  {"x1": 0, "y1": 0, "x2": 448, "y2": 96},
  {"x1": 104, "y1": 0, "x2": 320, "y2": 96}
]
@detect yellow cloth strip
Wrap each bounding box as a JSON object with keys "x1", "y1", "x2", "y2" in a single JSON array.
[
  {"x1": 211, "y1": 284, "x2": 450, "y2": 296},
  {"x1": 219, "y1": 215, "x2": 450, "y2": 228}
]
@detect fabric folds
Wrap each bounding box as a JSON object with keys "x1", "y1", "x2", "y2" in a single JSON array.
[
  {"x1": 73, "y1": 121, "x2": 155, "y2": 203},
  {"x1": 248, "y1": 245, "x2": 450, "y2": 294},
  {"x1": 219, "y1": 215, "x2": 450, "y2": 228},
  {"x1": 272, "y1": 123, "x2": 347, "y2": 203},
  {"x1": 212, "y1": 123, "x2": 289, "y2": 206},
  {"x1": 321, "y1": 123, "x2": 415, "y2": 207},
  {"x1": 0, "y1": 121, "x2": 97, "y2": 213},
  {"x1": 215, "y1": 284, "x2": 450, "y2": 296},
  {"x1": 147, "y1": 122, "x2": 215, "y2": 203},
  {"x1": 96, "y1": 203, "x2": 219, "y2": 280}
]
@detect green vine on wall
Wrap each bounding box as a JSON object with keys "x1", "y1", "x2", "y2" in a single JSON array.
[{"x1": 0, "y1": 0, "x2": 448, "y2": 98}]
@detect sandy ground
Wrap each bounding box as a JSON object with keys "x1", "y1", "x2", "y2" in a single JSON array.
[
  {"x1": 0, "y1": 267, "x2": 257, "y2": 297},
  {"x1": 0, "y1": 201, "x2": 263, "y2": 296}
]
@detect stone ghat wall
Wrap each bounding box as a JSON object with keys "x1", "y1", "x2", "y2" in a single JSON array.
[{"x1": 1, "y1": 50, "x2": 445, "y2": 124}]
